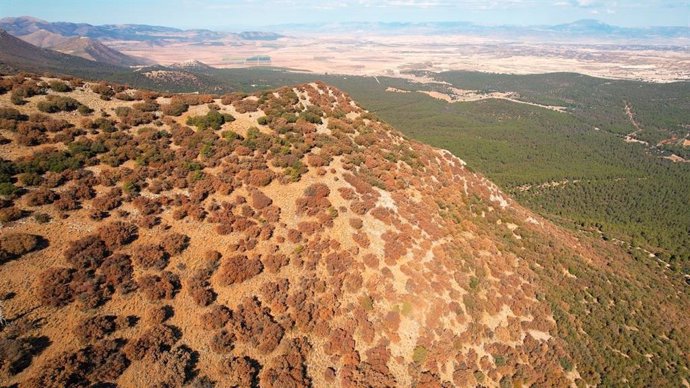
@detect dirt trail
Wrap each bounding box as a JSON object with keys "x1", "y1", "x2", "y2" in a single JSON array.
[{"x1": 623, "y1": 101, "x2": 649, "y2": 145}]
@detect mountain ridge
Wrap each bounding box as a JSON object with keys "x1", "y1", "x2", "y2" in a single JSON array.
[{"x1": 0, "y1": 74, "x2": 688, "y2": 386}]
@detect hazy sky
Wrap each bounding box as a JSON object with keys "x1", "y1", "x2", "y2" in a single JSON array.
[{"x1": 1, "y1": 0, "x2": 688, "y2": 29}]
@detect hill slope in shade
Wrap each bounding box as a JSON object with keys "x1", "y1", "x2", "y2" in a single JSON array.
[
  {"x1": 0, "y1": 75, "x2": 688, "y2": 386},
  {"x1": 50, "y1": 36, "x2": 152, "y2": 67},
  {"x1": 0, "y1": 29, "x2": 125, "y2": 76}
]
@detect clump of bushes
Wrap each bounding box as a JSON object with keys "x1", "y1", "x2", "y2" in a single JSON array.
[
  {"x1": 97, "y1": 221, "x2": 138, "y2": 250},
  {"x1": 0, "y1": 233, "x2": 42, "y2": 263},
  {"x1": 38, "y1": 267, "x2": 75, "y2": 307},
  {"x1": 64, "y1": 235, "x2": 109, "y2": 271},
  {"x1": 186, "y1": 109, "x2": 235, "y2": 131},
  {"x1": 138, "y1": 271, "x2": 180, "y2": 300},
  {"x1": 132, "y1": 244, "x2": 169, "y2": 270},
  {"x1": 161, "y1": 97, "x2": 189, "y2": 117},
  {"x1": 161, "y1": 233, "x2": 190, "y2": 256},
  {"x1": 48, "y1": 80, "x2": 72, "y2": 93},
  {"x1": 36, "y1": 95, "x2": 83, "y2": 113}
]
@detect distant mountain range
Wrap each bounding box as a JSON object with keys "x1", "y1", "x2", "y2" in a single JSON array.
[
  {"x1": 268, "y1": 19, "x2": 690, "y2": 40},
  {"x1": 0, "y1": 16, "x2": 284, "y2": 43}
]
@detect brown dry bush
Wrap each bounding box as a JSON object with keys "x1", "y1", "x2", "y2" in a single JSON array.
[
  {"x1": 200, "y1": 304, "x2": 232, "y2": 330},
  {"x1": 74, "y1": 315, "x2": 118, "y2": 344},
  {"x1": 138, "y1": 271, "x2": 180, "y2": 301},
  {"x1": 147, "y1": 304, "x2": 174, "y2": 324},
  {"x1": 123, "y1": 324, "x2": 179, "y2": 361},
  {"x1": 161, "y1": 233, "x2": 190, "y2": 256},
  {"x1": 219, "y1": 356, "x2": 260, "y2": 387},
  {"x1": 24, "y1": 188, "x2": 57, "y2": 206},
  {"x1": 92, "y1": 190, "x2": 122, "y2": 212},
  {"x1": 210, "y1": 330, "x2": 236, "y2": 354},
  {"x1": 38, "y1": 267, "x2": 75, "y2": 307},
  {"x1": 231, "y1": 297, "x2": 284, "y2": 354},
  {"x1": 144, "y1": 345, "x2": 196, "y2": 387},
  {"x1": 133, "y1": 196, "x2": 162, "y2": 215},
  {"x1": 71, "y1": 272, "x2": 112, "y2": 309},
  {"x1": 15, "y1": 122, "x2": 47, "y2": 146},
  {"x1": 217, "y1": 255, "x2": 264, "y2": 286},
  {"x1": 0, "y1": 336, "x2": 48, "y2": 376},
  {"x1": 64, "y1": 235, "x2": 109, "y2": 271},
  {"x1": 161, "y1": 97, "x2": 189, "y2": 117},
  {"x1": 260, "y1": 337, "x2": 312, "y2": 388},
  {"x1": 98, "y1": 221, "x2": 138, "y2": 250},
  {"x1": 28, "y1": 339, "x2": 129, "y2": 387},
  {"x1": 132, "y1": 243, "x2": 169, "y2": 270},
  {"x1": 188, "y1": 267, "x2": 216, "y2": 307},
  {"x1": 100, "y1": 253, "x2": 136, "y2": 293},
  {"x1": 232, "y1": 99, "x2": 259, "y2": 113},
  {"x1": 0, "y1": 207, "x2": 26, "y2": 223},
  {"x1": 0, "y1": 233, "x2": 42, "y2": 263}
]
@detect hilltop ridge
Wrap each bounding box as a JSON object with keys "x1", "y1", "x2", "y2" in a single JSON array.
[{"x1": 0, "y1": 75, "x2": 688, "y2": 386}]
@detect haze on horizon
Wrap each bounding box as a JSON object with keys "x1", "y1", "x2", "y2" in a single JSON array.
[{"x1": 1, "y1": 0, "x2": 689, "y2": 30}]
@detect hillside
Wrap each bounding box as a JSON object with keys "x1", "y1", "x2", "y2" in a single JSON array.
[
  {"x1": 50, "y1": 36, "x2": 151, "y2": 67},
  {"x1": 0, "y1": 16, "x2": 224, "y2": 43},
  {"x1": 0, "y1": 29, "x2": 125, "y2": 77},
  {"x1": 0, "y1": 75, "x2": 688, "y2": 387}
]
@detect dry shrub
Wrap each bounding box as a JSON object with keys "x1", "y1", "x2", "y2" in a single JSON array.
[
  {"x1": 161, "y1": 233, "x2": 190, "y2": 256},
  {"x1": 100, "y1": 253, "x2": 136, "y2": 293},
  {"x1": 0, "y1": 207, "x2": 25, "y2": 223},
  {"x1": 0, "y1": 336, "x2": 49, "y2": 376},
  {"x1": 132, "y1": 243, "x2": 169, "y2": 270},
  {"x1": 143, "y1": 346, "x2": 196, "y2": 387},
  {"x1": 231, "y1": 297, "x2": 284, "y2": 354},
  {"x1": 71, "y1": 272, "x2": 111, "y2": 309},
  {"x1": 92, "y1": 190, "x2": 122, "y2": 212},
  {"x1": 250, "y1": 190, "x2": 273, "y2": 210},
  {"x1": 28, "y1": 339, "x2": 129, "y2": 387},
  {"x1": 200, "y1": 304, "x2": 232, "y2": 331},
  {"x1": 74, "y1": 315, "x2": 118, "y2": 344},
  {"x1": 147, "y1": 305, "x2": 174, "y2": 324},
  {"x1": 210, "y1": 330, "x2": 236, "y2": 354},
  {"x1": 123, "y1": 324, "x2": 179, "y2": 361},
  {"x1": 188, "y1": 267, "x2": 216, "y2": 307},
  {"x1": 219, "y1": 356, "x2": 260, "y2": 387},
  {"x1": 217, "y1": 255, "x2": 263, "y2": 286},
  {"x1": 38, "y1": 267, "x2": 75, "y2": 307},
  {"x1": 0, "y1": 233, "x2": 41, "y2": 263},
  {"x1": 24, "y1": 188, "x2": 58, "y2": 206},
  {"x1": 64, "y1": 235, "x2": 109, "y2": 271},
  {"x1": 260, "y1": 337, "x2": 312, "y2": 387},
  {"x1": 138, "y1": 271, "x2": 180, "y2": 301},
  {"x1": 98, "y1": 221, "x2": 138, "y2": 250}
]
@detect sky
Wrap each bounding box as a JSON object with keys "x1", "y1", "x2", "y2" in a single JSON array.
[{"x1": 0, "y1": 0, "x2": 688, "y2": 30}]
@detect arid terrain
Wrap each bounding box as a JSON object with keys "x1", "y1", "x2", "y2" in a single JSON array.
[
  {"x1": 0, "y1": 72, "x2": 688, "y2": 387},
  {"x1": 114, "y1": 33, "x2": 690, "y2": 83}
]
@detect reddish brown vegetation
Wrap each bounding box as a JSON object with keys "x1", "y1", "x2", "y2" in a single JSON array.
[
  {"x1": 138, "y1": 271, "x2": 180, "y2": 301},
  {"x1": 132, "y1": 244, "x2": 169, "y2": 270},
  {"x1": 217, "y1": 255, "x2": 263, "y2": 285},
  {"x1": 0, "y1": 233, "x2": 42, "y2": 263}
]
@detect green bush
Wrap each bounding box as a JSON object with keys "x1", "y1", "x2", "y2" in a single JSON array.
[
  {"x1": 48, "y1": 81, "x2": 72, "y2": 93},
  {"x1": 0, "y1": 182, "x2": 17, "y2": 196},
  {"x1": 37, "y1": 95, "x2": 82, "y2": 113},
  {"x1": 186, "y1": 110, "x2": 235, "y2": 131},
  {"x1": 77, "y1": 105, "x2": 94, "y2": 116}
]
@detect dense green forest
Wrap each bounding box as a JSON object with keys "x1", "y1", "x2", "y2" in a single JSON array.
[{"x1": 317, "y1": 73, "x2": 690, "y2": 272}]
